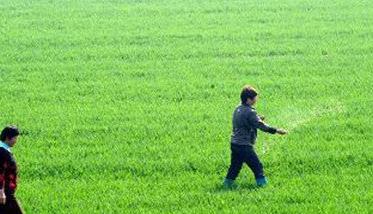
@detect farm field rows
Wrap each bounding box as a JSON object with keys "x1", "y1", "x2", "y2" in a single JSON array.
[{"x1": 0, "y1": 0, "x2": 372, "y2": 213}]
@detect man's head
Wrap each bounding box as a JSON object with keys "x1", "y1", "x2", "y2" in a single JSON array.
[
  {"x1": 240, "y1": 85, "x2": 258, "y2": 106},
  {"x1": 0, "y1": 125, "x2": 20, "y2": 147}
]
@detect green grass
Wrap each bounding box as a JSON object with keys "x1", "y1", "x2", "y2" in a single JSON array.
[{"x1": 1, "y1": 0, "x2": 372, "y2": 213}]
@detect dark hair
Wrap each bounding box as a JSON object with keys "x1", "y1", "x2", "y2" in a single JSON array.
[
  {"x1": 1, "y1": 125, "x2": 20, "y2": 141},
  {"x1": 240, "y1": 85, "x2": 258, "y2": 104}
]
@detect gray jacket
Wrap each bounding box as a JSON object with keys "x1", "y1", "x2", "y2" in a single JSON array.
[{"x1": 231, "y1": 103, "x2": 277, "y2": 146}]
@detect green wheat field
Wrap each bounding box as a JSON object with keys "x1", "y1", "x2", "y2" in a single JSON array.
[{"x1": 0, "y1": 0, "x2": 372, "y2": 213}]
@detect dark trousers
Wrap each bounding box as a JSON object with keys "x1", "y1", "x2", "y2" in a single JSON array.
[
  {"x1": 0, "y1": 194, "x2": 23, "y2": 214},
  {"x1": 226, "y1": 144, "x2": 265, "y2": 180}
]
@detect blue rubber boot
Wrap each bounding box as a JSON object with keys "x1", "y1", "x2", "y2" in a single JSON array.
[
  {"x1": 223, "y1": 178, "x2": 237, "y2": 189},
  {"x1": 256, "y1": 177, "x2": 268, "y2": 187}
]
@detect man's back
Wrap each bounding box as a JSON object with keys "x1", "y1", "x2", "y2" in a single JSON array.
[{"x1": 231, "y1": 104, "x2": 256, "y2": 146}]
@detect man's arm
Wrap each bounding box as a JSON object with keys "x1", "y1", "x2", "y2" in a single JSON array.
[
  {"x1": 248, "y1": 111, "x2": 277, "y2": 134},
  {"x1": 0, "y1": 150, "x2": 7, "y2": 204}
]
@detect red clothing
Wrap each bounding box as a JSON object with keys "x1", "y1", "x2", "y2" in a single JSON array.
[{"x1": 0, "y1": 147, "x2": 18, "y2": 195}]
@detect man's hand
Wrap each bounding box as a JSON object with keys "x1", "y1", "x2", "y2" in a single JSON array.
[
  {"x1": 0, "y1": 189, "x2": 6, "y2": 205},
  {"x1": 276, "y1": 128, "x2": 288, "y2": 135}
]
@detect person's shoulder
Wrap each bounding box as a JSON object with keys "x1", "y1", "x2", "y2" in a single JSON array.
[
  {"x1": 0, "y1": 147, "x2": 10, "y2": 157},
  {"x1": 245, "y1": 106, "x2": 256, "y2": 113},
  {"x1": 234, "y1": 104, "x2": 243, "y2": 111},
  {"x1": 245, "y1": 106, "x2": 258, "y2": 119}
]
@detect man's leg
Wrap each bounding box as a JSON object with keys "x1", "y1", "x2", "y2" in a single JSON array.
[
  {"x1": 224, "y1": 145, "x2": 244, "y2": 188},
  {"x1": 243, "y1": 146, "x2": 268, "y2": 187}
]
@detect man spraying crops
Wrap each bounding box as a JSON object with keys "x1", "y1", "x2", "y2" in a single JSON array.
[{"x1": 223, "y1": 85, "x2": 287, "y2": 188}]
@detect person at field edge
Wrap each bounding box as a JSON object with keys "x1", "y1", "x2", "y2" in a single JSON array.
[
  {"x1": 223, "y1": 86, "x2": 287, "y2": 188},
  {"x1": 0, "y1": 125, "x2": 23, "y2": 214}
]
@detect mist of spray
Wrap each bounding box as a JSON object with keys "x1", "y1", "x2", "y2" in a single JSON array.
[{"x1": 261, "y1": 101, "x2": 346, "y2": 155}]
